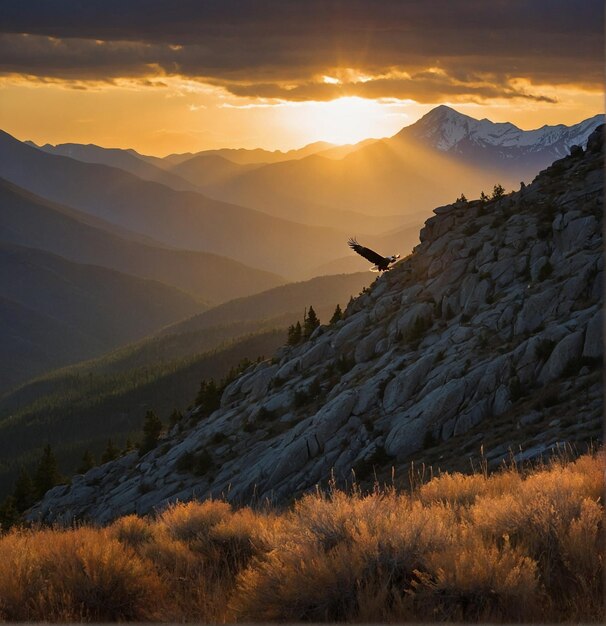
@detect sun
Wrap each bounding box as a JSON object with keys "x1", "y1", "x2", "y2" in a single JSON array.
[{"x1": 287, "y1": 96, "x2": 405, "y2": 146}]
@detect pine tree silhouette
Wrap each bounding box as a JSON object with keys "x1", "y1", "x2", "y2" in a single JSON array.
[
  {"x1": 101, "y1": 439, "x2": 119, "y2": 463},
  {"x1": 139, "y1": 410, "x2": 163, "y2": 456},
  {"x1": 304, "y1": 305, "x2": 320, "y2": 338},
  {"x1": 78, "y1": 450, "x2": 96, "y2": 473},
  {"x1": 329, "y1": 304, "x2": 343, "y2": 324},
  {"x1": 12, "y1": 468, "x2": 36, "y2": 511},
  {"x1": 33, "y1": 444, "x2": 62, "y2": 499}
]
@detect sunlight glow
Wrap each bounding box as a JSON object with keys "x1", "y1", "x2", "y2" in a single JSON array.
[{"x1": 286, "y1": 96, "x2": 402, "y2": 145}]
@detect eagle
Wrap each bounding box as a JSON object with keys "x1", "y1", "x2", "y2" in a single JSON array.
[{"x1": 348, "y1": 237, "x2": 400, "y2": 272}]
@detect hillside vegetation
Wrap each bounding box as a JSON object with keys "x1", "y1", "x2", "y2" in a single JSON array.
[
  {"x1": 0, "y1": 451, "x2": 602, "y2": 622},
  {"x1": 0, "y1": 271, "x2": 370, "y2": 498},
  {"x1": 0, "y1": 330, "x2": 286, "y2": 499}
]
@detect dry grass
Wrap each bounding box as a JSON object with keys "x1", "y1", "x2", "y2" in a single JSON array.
[{"x1": 0, "y1": 450, "x2": 603, "y2": 622}]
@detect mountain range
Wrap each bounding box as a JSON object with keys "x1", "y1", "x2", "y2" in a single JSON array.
[
  {"x1": 27, "y1": 124, "x2": 603, "y2": 524},
  {"x1": 0, "y1": 105, "x2": 602, "y2": 462}
]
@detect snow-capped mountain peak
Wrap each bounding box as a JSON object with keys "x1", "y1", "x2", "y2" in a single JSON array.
[{"x1": 398, "y1": 106, "x2": 604, "y2": 156}]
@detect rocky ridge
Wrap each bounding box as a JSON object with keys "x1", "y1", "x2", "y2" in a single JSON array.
[{"x1": 30, "y1": 127, "x2": 604, "y2": 525}]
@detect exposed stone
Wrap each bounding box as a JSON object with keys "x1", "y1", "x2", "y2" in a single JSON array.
[
  {"x1": 538, "y1": 331, "x2": 584, "y2": 383},
  {"x1": 583, "y1": 308, "x2": 603, "y2": 359}
]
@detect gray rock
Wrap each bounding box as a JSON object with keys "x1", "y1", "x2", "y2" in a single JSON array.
[
  {"x1": 354, "y1": 327, "x2": 384, "y2": 363},
  {"x1": 583, "y1": 308, "x2": 603, "y2": 358},
  {"x1": 514, "y1": 288, "x2": 559, "y2": 335},
  {"x1": 519, "y1": 411, "x2": 542, "y2": 426},
  {"x1": 382, "y1": 353, "x2": 435, "y2": 412},
  {"x1": 539, "y1": 331, "x2": 584, "y2": 383}
]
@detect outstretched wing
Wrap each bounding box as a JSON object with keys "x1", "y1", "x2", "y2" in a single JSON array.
[{"x1": 348, "y1": 237, "x2": 385, "y2": 265}]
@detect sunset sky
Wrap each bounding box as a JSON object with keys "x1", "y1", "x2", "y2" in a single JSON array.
[{"x1": 0, "y1": 0, "x2": 603, "y2": 155}]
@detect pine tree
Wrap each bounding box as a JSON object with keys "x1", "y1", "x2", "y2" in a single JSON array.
[
  {"x1": 479, "y1": 190, "x2": 489, "y2": 204},
  {"x1": 139, "y1": 410, "x2": 163, "y2": 456},
  {"x1": 492, "y1": 183, "x2": 505, "y2": 199},
  {"x1": 169, "y1": 409, "x2": 182, "y2": 428},
  {"x1": 33, "y1": 444, "x2": 62, "y2": 499},
  {"x1": 77, "y1": 450, "x2": 95, "y2": 474},
  {"x1": 196, "y1": 380, "x2": 221, "y2": 416},
  {"x1": 12, "y1": 468, "x2": 36, "y2": 511},
  {"x1": 303, "y1": 305, "x2": 320, "y2": 339},
  {"x1": 329, "y1": 304, "x2": 343, "y2": 324},
  {"x1": 0, "y1": 496, "x2": 20, "y2": 531},
  {"x1": 101, "y1": 439, "x2": 119, "y2": 463},
  {"x1": 287, "y1": 321, "x2": 302, "y2": 345}
]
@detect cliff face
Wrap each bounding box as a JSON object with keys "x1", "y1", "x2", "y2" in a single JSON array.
[{"x1": 30, "y1": 128, "x2": 604, "y2": 525}]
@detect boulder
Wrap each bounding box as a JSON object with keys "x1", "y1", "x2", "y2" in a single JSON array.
[{"x1": 538, "y1": 331, "x2": 584, "y2": 383}]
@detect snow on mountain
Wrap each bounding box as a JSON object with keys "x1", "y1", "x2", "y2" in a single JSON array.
[{"x1": 399, "y1": 105, "x2": 604, "y2": 156}]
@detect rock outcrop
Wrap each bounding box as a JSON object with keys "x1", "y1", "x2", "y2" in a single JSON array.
[{"x1": 30, "y1": 127, "x2": 604, "y2": 525}]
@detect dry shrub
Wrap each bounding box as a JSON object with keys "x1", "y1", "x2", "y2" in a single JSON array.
[
  {"x1": 0, "y1": 451, "x2": 602, "y2": 622},
  {"x1": 0, "y1": 527, "x2": 163, "y2": 621},
  {"x1": 412, "y1": 530, "x2": 541, "y2": 622},
  {"x1": 418, "y1": 466, "x2": 523, "y2": 508},
  {"x1": 231, "y1": 492, "x2": 456, "y2": 621},
  {"x1": 0, "y1": 530, "x2": 39, "y2": 620},
  {"x1": 210, "y1": 507, "x2": 269, "y2": 575},
  {"x1": 156, "y1": 499, "x2": 231, "y2": 542},
  {"x1": 558, "y1": 497, "x2": 604, "y2": 618},
  {"x1": 110, "y1": 514, "x2": 155, "y2": 549},
  {"x1": 233, "y1": 531, "x2": 366, "y2": 621},
  {"x1": 470, "y1": 452, "x2": 604, "y2": 618},
  {"x1": 146, "y1": 501, "x2": 270, "y2": 622}
]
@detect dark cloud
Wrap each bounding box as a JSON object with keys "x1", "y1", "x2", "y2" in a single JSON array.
[{"x1": 0, "y1": 1, "x2": 602, "y2": 101}]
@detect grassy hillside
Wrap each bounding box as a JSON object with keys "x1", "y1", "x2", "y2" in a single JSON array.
[
  {"x1": 0, "y1": 178, "x2": 285, "y2": 302},
  {"x1": 0, "y1": 329, "x2": 286, "y2": 499},
  {"x1": 0, "y1": 243, "x2": 203, "y2": 392},
  {"x1": 0, "y1": 451, "x2": 602, "y2": 622}
]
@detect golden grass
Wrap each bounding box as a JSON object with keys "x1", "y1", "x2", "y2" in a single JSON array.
[{"x1": 0, "y1": 450, "x2": 603, "y2": 622}]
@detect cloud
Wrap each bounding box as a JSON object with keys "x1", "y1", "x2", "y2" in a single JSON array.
[{"x1": 0, "y1": 1, "x2": 602, "y2": 103}]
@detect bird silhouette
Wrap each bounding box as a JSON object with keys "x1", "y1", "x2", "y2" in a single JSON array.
[{"x1": 348, "y1": 238, "x2": 400, "y2": 272}]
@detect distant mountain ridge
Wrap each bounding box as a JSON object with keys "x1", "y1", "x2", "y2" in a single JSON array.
[
  {"x1": 18, "y1": 107, "x2": 603, "y2": 240},
  {"x1": 0, "y1": 177, "x2": 285, "y2": 303},
  {"x1": 0, "y1": 242, "x2": 203, "y2": 391}
]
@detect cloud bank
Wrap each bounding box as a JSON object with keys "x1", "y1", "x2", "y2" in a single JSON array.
[{"x1": 0, "y1": 0, "x2": 602, "y2": 102}]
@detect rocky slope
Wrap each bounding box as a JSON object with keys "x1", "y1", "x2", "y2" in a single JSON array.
[{"x1": 30, "y1": 127, "x2": 604, "y2": 525}]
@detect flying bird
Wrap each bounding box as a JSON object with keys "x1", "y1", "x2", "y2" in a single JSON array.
[{"x1": 348, "y1": 238, "x2": 400, "y2": 272}]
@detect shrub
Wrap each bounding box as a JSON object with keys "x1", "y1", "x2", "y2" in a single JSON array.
[
  {"x1": 157, "y1": 500, "x2": 232, "y2": 543},
  {"x1": 0, "y1": 528, "x2": 163, "y2": 621},
  {"x1": 0, "y1": 451, "x2": 602, "y2": 623}
]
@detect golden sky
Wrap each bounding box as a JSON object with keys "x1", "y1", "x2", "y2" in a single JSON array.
[{"x1": 0, "y1": 1, "x2": 603, "y2": 155}]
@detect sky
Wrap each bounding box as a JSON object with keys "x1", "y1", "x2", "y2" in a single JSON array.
[{"x1": 0, "y1": 0, "x2": 603, "y2": 155}]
